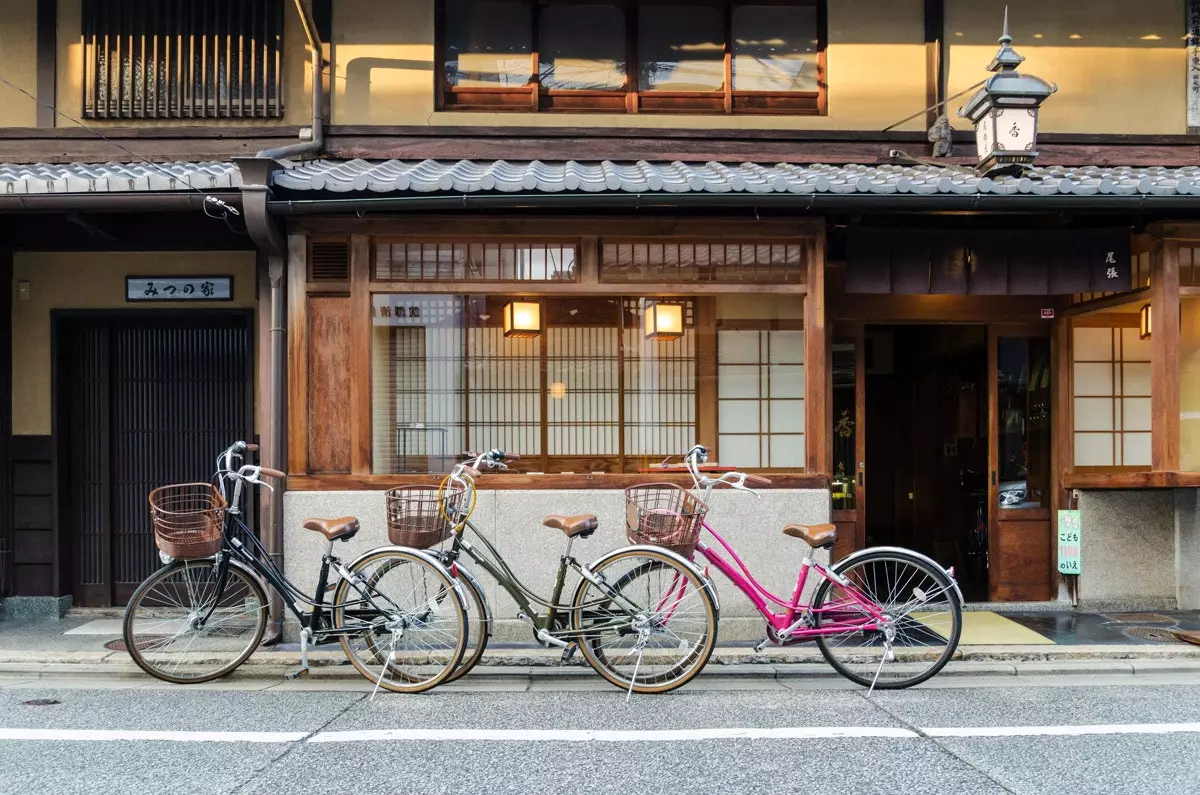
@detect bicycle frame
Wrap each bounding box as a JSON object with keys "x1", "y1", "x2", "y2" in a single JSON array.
[
  {"x1": 694, "y1": 522, "x2": 883, "y2": 641},
  {"x1": 442, "y1": 517, "x2": 645, "y2": 641}
]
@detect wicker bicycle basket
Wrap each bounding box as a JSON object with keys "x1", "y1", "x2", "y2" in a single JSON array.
[
  {"x1": 385, "y1": 483, "x2": 467, "y2": 549},
  {"x1": 624, "y1": 483, "x2": 709, "y2": 558},
  {"x1": 148, "y1": 483, "x2": 227, "y2": 560}
]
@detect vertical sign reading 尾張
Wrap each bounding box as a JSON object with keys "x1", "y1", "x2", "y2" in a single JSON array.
[
  {"x1": 1189, "y1": 0, "x2": 1200, "y2": 132},
  {"x1": 1057, "y1": 510, "x2": 1081, "y2": 575}
]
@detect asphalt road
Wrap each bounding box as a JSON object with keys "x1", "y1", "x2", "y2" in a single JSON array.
[{"x1": 1, "y1": 673, "x2": 1198, "y2": 795}]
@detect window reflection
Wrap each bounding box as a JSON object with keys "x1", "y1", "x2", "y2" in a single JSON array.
[{"x1": 997, "y1": 337, "x2": 1051, "y2": 509}]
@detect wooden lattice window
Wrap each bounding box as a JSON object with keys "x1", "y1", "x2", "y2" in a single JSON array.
[
  {"x1": 375, "y1": 241, "x2": 578, "y2": 282},
  {"x1": 438, "y1": 0, "x2": 826, "y2": 115},
  {"x1": 602, "y1": 241, "x2": 806, "y2": 283},
  {"x1": 1072, "y1": 324, "x2": 1151, "y2": 469},
  {"x1": 82, "y1": 0, "x2": 284, "y2": 119},
  {"x1": 370, "y1": 294, "x2": 701, "y2": 474}
]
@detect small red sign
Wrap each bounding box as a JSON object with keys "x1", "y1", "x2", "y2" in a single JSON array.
[{"x1": 1041, "y1": 308, "x2": 1055, "y2": 319}]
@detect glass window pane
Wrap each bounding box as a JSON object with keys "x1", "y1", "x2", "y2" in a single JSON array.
[
  {"x1": 539, "y1": 5, "x2": 626, "y2": 90},
  {"x1": 719, "y1": 401, "x2": 759, "y2": 433},
  {"x1": 1123, "y1": 432, "x2": 1152, "y2": 466},
  {"x1": 718, "y1": 330, "x2": 760, "y2": 363},
  {"x1": 1073, "y1": 327, "x2": 1112, "y2": 361},
  {"x1": 1075, "y1": 433, "x2": 1114, "y2": 466},
  {"x1": 639, "y1": 5, "x2": 724, "y2": 91},
  {"x1": 1074, "y1": 398, "x2": 1114, "y2": 431},
  {"x1": 718, "y1": 365, "x2": 760, "y2": 399},
  {"x1": 997, "y1": 337, "x2": 1051, "y2": 509},
  {"x1": 1072, "y1": 362, "x2": 1113, "y2": 397},
  {"x1": 719, "y1": 434, "x2": 761, "y2": 467},
  {"x1": 444, "y1": 0, "x2": 532, "y2": 87},
  {"x1": 732, "y1": 5, "x2": 819, "y2": 92},
  {"x1": 769, "y1": 399, "x2": 805, "y2": 433},
  {"x1": 768, "y1": 436, "x2": 805, "y2": 468},
  {"x1": 1122, "y1": 362, "x2": 1152, "y2": 397},
  {"x1": 1121, "y1": 327, "x2": 1152, "y2": 361},
  {"x1": 1183, "y1": 296, "x2": 1200, "y2": 471}
]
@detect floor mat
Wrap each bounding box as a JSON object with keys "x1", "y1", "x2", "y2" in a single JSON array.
[{"x1": 915, "y1": 611, "x2": 1056, "y2": 646}]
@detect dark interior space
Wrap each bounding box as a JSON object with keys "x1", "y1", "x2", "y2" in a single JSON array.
[{"x1": 865, "y1": 325, "x2": 990, "y2": 602}]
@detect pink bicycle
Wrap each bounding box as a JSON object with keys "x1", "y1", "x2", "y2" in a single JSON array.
[{"x1": 633, "y1": 445, "x2": 963, "y2": 691}]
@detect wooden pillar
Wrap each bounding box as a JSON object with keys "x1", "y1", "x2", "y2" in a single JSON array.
[
  {"x1": 36, "y1": 0, "x2": 56, "y2": 128},
  {"x1": 923, "y1": 0, "x2": 946, "y2": 129},
  {"x1": 286, "y1": 235, "x2": 309, "y2": 475},
  {"x1": 805, "y1": 233, "x2": 828, "y2": 475},
  {"x1": 349, "y1": 234, "x2": 372, "y2": 475},
  {"x1": 1151, "y1": 237, "x2": 1181, "y2": 471}
]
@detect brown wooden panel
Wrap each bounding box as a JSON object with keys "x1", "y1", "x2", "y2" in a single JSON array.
[
  {"x1": 831, "y1": 521, "x2": 856, "y2": 562},
  {"x1": 306, "y1": 296, "x2": 352, "y2": 474},
  {"x1": 287, "y1": 235, "x2": 309, "y2": 474},
  {"x1": 991, "y1": 520, "x2": 1053, "y2": 601},
  {"x1": 350, "y1": 235, "x2": 372, "y2": 475},
  {"x1": 13, "y1": 530, "x2": 53, "y2": 565},
  {"x1": 13, "y1": 564, "x2": 54, "y2": 597},
  {"x1": 805, "y1": 234, "x2": 828, "y2": 474}
]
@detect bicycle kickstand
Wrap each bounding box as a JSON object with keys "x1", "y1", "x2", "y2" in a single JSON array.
[
  {"x1": 866, "y1": 642, "x2": 895, "y2": 698},
  {"x1": 286, "y1": 627, "x2": 312, "y2": 680}
]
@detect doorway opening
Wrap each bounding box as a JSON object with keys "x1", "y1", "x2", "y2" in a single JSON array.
[
  {"x1": 864, "y1": 325, "x2": 991, "y2": 601},
  {"x1": 55, "y1": 312, "x2": 254, "y2": 606}
]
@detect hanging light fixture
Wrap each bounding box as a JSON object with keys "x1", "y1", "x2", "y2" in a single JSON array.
[
  {"x1": 1140, "y1": 302, "x2": 1152, "y2": 340},
  {"x1": 643, "y1": 300, "x2": 684, "y2": 341},
  {"x1": 502, "y1": 300, "x2": 542, "y2": 338}
]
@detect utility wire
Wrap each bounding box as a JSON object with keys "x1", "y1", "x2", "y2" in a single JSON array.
[
  {"x1": 882, "y1": 79, "x2": 988, "y2": 133},
  {"x1": 0, "y1": 72, "x2": 241, "y2": 222}
]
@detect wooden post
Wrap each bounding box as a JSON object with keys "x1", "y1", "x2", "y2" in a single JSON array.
[
  {"x1": 1151, "y1": 237, "x2": 1181, "y2": 470},
  {"x1": 286, "y1": 235, "x2": 309, "y2": 475},
  {"x1": 805, "y1": 233, "x2": 828, "y2": 475},
  {"x1": 350, "y1": 234, "x2": 372, "y2": 475}
]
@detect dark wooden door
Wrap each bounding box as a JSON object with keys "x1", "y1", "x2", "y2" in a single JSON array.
[
  {"x1": 830, "y1": 324, "x2": 866, "y2": 561},
  {"x1": 61, "y1": 314, "x2": 252, "y2": 606},
  {"x1": 987, "y1": 325, "x2": 1054, "y2": 601}
]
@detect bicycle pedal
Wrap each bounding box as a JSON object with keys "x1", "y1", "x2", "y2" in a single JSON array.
[
  {"x1": 285, "y1": 667, "x2": 311, "y2": 680},
  {"x1": 560, "y1": 644, "x2": 578, "y2": 663}
]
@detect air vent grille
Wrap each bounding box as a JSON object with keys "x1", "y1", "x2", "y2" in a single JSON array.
[{"x1": 309, "y1": 240, "x2": 350, "y2": 282}]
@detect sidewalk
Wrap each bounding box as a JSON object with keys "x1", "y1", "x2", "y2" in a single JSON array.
[{"x1": 2, "y1": 607, "x2": 1200, "y2": 682}]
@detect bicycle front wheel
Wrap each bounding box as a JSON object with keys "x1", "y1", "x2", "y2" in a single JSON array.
[
  {"x1": 571, "y1": 548, "x2": 718, "y2": 695},
  {"x1": 812, "y1": 549, "x2": 962, "y2": 689},
  {"x1": 123, "y1": 559, "x2": 268, "y2": 684},
  {"x1": 332, "y1": 548, "x2": 468, "y2": 693}
]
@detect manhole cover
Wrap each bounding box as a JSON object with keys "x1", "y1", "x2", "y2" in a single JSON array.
[
  {"x1": 1105, "y1": 613, "x2": 1174, "y2": 624},
  {"x1": 22, "y1": 699, "x2": 60, "y2": 706},
  {"x1": 1122, "y1": 626, "x2": 1184, "y2": 643},
  {"x1": 104, "y1": 637, "x2": 164, "y2": 652}
]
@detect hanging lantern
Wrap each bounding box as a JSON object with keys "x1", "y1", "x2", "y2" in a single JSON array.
[
  {"x1": 958, "y1": 9, "x2": 1056, "y2": 175},
  {"x1": 1140, "y1": 303, "x2": 1152, "y2": 341},
  {"x1": 643, "y1": 301, "x2": 684, "y2": 341},
  {"x1": 502, "y1": 300, "x2": 542, "y2": 338}
]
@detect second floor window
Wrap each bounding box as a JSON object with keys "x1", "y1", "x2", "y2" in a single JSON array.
[
  {"x1": 438, "y1": 0, "x2": 825, "y2": 115},
  {"x1": 82, "y1": 0, "x2": 284, "y2": 119}
]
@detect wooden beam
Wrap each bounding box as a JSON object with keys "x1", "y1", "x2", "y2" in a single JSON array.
[
  {"x1": 804, "y1": 233, "x2": 828, "y2": 474},
  {"x1": 287, "y1": 472, "x2": 831, "y2": 492},
  {"x1": 923, "y1": 0, "x2": 945, "y2": 130},
  {"x1": 286, "y1": 235, "x2": 309, "y2": 474},
  {"x1": 695, "y1": 297, "x2": 718, "y2": 459},
  {"x1": 1063, "y1": 286, "x2": 1150, "y2": 317},
  {"x1": 298, "y1": 217, "x2": 823, "y2": 238},
  {"x1": 829, "y1": 293, "x2": 1060, "y2": 324},
  {"x1": 1151, "y1": 239, "x2": 1181, "y2": 470},
  {"x1": 36, "y1": 0, "x2": 56, "y2": 128},
  {"x1": 349, "y1": 234, "x2": 372, "y2": 475},
  {"x1": 366, "y1": 280, "x2": 807, "y2": 296},
  {"x1": 1064, "y1": 471, "x2": 1200, "y2": 489}
]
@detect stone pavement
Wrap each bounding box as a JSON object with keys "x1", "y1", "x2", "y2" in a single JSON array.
[{"x1": 1, "y1": 607, "x2": 1200, "y2": 683}]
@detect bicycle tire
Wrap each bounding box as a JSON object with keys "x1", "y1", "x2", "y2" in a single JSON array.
[
  {"x1": 571, "y1": 547, "x2": 718, "y2": 695},
  {"x1": 442, "y1": 563, "x2": 491, "y2": 684},
  {"x1": 332, "y1": 548, "x2": 468, "y2": 693},
  {"x1": 812, "y1": 548, "x2": 963, "y2": 690},
  {"x1": 123, "y1": 558, "x2": 268, "y2": 684}
]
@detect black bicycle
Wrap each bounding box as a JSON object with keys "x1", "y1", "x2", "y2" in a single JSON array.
[{"x1": 121, "y1": 441, "x2": 469, "y2": 693}]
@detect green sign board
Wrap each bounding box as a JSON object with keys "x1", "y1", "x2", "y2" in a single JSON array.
[{"x1": 1058, "y1": 510, "x2": 1081, "y2": 575}]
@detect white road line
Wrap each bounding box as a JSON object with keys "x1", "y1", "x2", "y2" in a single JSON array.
[
  {"x1": 309, "y1": 727, "x2": 920, "y2": 743},
  {"x1": 4, "y1": 723, "x2": 1200, "y2": 745},
  {"x1": 925, "y1": 723, "x2": 1200, "y2": 738},
  {"x1": 0, "y1": 729, "x2": 308, "y2": 744}
]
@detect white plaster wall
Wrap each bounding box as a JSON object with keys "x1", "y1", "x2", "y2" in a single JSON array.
[
  {"x1": 283, "y1": 488, "x2": 830, "y2": 642},
  {"x1": 1078, "y1": 490, "x2": 1176, "y2": 610}
]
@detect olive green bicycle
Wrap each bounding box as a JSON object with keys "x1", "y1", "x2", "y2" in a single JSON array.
[{"x1": 385, "y1": 449, "x2": 720, "y2": 695}]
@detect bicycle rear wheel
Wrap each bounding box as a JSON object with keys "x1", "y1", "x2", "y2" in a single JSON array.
[
  {"x1": 123, "y1": 559, "x2": 268, "y2": 684},
  {"x1": 443, "y1": 564, "x2": 490, "y2": 684},
  {"x1": 571, "y1": 548, "x2": 718, "y2": 694},
  {"x1": 332, "y1": 548, "x2": 468, "y2": 693},
  {"x1": 812, "y1": 549, "x2": 962, "y2": 689}
]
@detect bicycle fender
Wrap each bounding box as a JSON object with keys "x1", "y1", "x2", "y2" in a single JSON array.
[
  {"x1": 342, "y1": 545, "x2": 469, "y2": 603},
  {"x1": 832, "y1": 546, "x2": 964, "y2": 605},
  {"x1": 586, "y1": 544, "x2": 721, "y2": 613},
  {"x1": 449, "y1": 559, "x2": 494, "y2": 634}
]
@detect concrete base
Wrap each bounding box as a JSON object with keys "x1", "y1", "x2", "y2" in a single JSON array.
[
  {"x1": 0, "y1": 596, "x2": 72, "y2": 622},
  {"x1": 1079, "y1": 490, "x2": 1177, "y2": 609},
  {"x1": 282, "y1": 487, "x2": 831, "y2": 642}
]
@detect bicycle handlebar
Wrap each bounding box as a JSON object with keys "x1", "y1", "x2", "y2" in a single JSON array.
[{"x1": 682, "y1": 444, "x2": 766, "y2": 499}]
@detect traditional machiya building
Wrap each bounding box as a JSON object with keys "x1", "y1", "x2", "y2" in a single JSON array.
[{"x1": 1, "y1": 0, "x2": 1200, "y2": 638}]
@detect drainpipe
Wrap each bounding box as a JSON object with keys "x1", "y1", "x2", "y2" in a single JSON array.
[
  {"x1": 235, "y1": 157, "x2": 288, "y2": 642},
  {"x1": 256, "y1": 0, "x2": 325, "y2": 161}
]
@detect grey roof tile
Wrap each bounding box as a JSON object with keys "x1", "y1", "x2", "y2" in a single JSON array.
[{"x1": 0, "y1": 161, "x2": 237, "y2": 194}]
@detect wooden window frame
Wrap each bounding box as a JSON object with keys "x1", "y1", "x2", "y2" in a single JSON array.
[
  {"x1": 82, "y1": 0, "x2": 285, "y2": 120},
  {"x1": 287, "y1": 220, "x2": 828, "y2": 491},
  {"x1": 436, "y1": 0, "x2": 827, "y2": 116}
]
